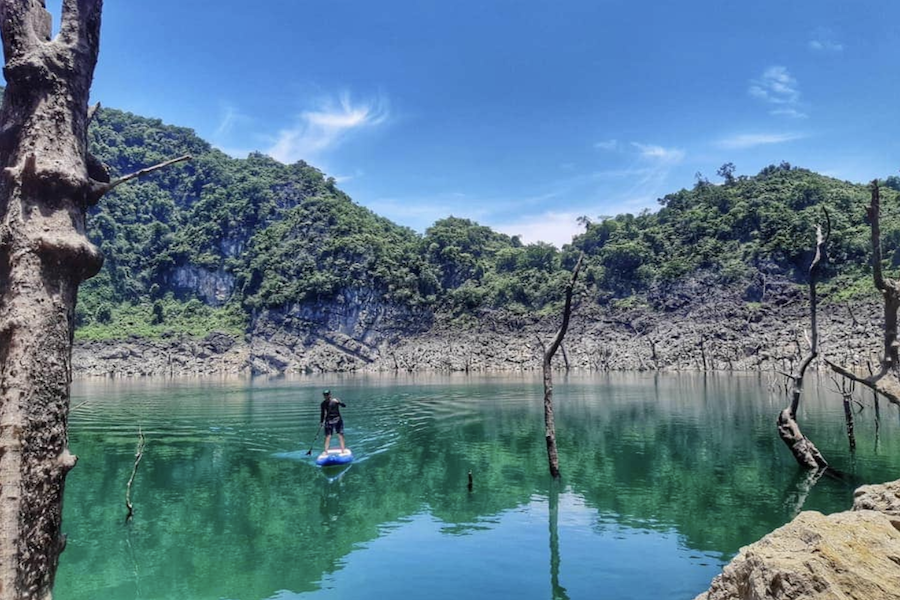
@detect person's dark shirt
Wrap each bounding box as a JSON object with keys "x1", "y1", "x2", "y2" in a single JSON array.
[{"x1": 320, "y1": 398, "x2": 346, "y2": 424}]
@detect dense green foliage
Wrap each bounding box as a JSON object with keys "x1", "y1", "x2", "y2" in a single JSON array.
[
  {"x1": 571, "y1": 163, "x2": 900, "y2": 298},
  {"x1": 77, "y1": 106, "x2": 898, "y2": 339}
]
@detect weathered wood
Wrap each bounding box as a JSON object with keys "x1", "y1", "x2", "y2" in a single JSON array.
[
  {"x1": 124, "y1": 427, "x2": 145, "y2": 523},
  {"x1": 542, "y1": 253, "x2": 583, "y2": 479},
  {"x1": 0, "y1": 3, "x2": 186, "y2": 596},
  {"x1": 776, "y1": 217, "x2": 828, "y2": 470},
  {"x1": 0, "y1": 2, "x2": 104, "y2": 596},
  {"x1": 827, "y1": 182, "x2": 900, "y2": 408}
]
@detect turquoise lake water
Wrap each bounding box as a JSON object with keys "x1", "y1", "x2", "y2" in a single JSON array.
[{"x1": 56, "y1": 373, "x2": 900, "y2": 600}]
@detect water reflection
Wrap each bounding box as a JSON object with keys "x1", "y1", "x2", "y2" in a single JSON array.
[{"x1": 56, "y1": 373, "x2": 900, "y2": 600}]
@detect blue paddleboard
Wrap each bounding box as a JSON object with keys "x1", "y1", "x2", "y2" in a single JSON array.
[{"x1": 315, "y1": 448, "x2": 353, "y2": 466}]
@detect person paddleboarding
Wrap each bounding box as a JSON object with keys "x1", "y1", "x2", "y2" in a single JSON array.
[{"x1": 320, "y1": 390, "x2": 347, "y2": 453}]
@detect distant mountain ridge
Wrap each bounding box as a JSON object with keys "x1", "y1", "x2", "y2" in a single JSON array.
[{"x1": 72, "y1": 105, "x2": 900, "y2": 355}]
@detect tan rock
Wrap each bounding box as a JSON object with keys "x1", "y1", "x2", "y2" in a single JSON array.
[
  {"x1": 853, "y1": 480, "x2": 900, "y2": 516},
  {"x1": 695, "y1": 510, "x2": 900, "y2": 600}
]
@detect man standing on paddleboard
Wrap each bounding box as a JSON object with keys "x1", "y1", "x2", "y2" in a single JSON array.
[{"x1": 320, "y1": 390, "x2": 347, "y2": 453}]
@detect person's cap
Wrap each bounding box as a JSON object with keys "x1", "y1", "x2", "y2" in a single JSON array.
[{"x1": 323, "y1": 389, "x2": 331, "y2": 395}]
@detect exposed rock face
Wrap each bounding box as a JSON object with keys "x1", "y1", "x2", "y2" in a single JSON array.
[
  {"x1": 694, "y1": 480, "x2": 900, "y2": 600},
  {"x1": 245, "y1": 287, "x2": 432, "y2": 375},
  {"x1": 170, "y1": 266, "x2": 235, "y2": 306},
  {"x1": 72, "y1": 289, "x2": 886, "y2": 378},
  {"x1": 74, "y1": 332, "x2": 248, "y2": 378}
]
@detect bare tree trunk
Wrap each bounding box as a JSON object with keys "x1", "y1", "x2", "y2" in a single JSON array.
[
  {"x1": 873, "y1": 389, "x2": 881, "y2": 448},
  {"x1": 842, "y1": 394, "x2": 856, "y2": 452},
  {"x1": 831, "y1": 376, "x2": 857, "y2": 452},
  {"x1": 0, "y1": 4, "x2": 104, "y2": 596},
  {"x1": 777, "y1": 217, "x2": 828, "y2": 470},
  {"x1": 827, "y1": 182, "x2": 900, "y2": 406},
  {"x1": 0, "y1": 4, "x2": 186, "y2": 596},
  {"x1": 542, "y1": 254, "x2": 583, "y2": 479}
]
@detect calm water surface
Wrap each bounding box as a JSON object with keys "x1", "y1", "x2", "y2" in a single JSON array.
[{"x1": 57, "y1": 373, "x2": 900, "y2": 600}]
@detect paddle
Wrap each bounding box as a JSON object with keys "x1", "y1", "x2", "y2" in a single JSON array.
[{"x1": 305, "y1": 422, "x2": 324, "y2": 455}]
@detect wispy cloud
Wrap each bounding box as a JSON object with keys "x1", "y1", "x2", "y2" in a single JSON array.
[
  {"x1": 594, "y1": 139, "x2": 619, "y2": 151},
  {"x1": 749, "y1": 66, "x2": 807, "y2": 118},
  {"x1": 631, "y1": 142, "x2": 685, "y2": 163},
  {"x1": 334, "y1": 169, "x2": 364, "y2": 184},
  {"x1": 267, "y1": 92, "x2": 388, "y2": 164},
  {"x1": 716, "y1": 132, "x2": 807, "y2": 149},
  {"x1": 214, "y1": 105, "x2": 243, "y2": 138},
  {"x1": 809, "y1": 28, "x2": 844, "y2": 53},
  {"x1": 494, "y1": 211, "x2": 586, "y2": 248}
]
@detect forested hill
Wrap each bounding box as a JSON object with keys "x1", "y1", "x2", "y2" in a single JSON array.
[{"x1": 76, "y1": 106, "x2": 900, "y2": 341}]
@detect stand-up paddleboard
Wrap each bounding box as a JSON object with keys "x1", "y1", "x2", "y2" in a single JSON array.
[{"x1": 316, "y1": 448, "x2": 353, "y2": 466}]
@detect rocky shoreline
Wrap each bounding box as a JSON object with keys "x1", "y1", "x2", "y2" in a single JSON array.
[
  {"x1": 694, "y1": 479, "x2": 900, "y2": 600},
  {"x1": 73, "y1": 282, "x2": 886, "y2": 379}
]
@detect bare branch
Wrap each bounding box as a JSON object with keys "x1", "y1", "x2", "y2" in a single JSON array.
[
  {"x1": 124, "y1": 426, "x2": 145, "y2": 523},
  {"x1": 544, "y1": 253, "x2": 584, "y2": 363},
  {"x1": 827, "y1": 183, "x2": 900, "y2": 405},
  {"x1": 789, "y1": 222, "x2": 826, "y2": 417},
  {"x1": 825, "y1": 359, "x2": 900, "y2": 407},
  {"x1": 774, "y1": 369, "x2": 794, "y2": 382},
  {"x1": 88, "y1": 154, "x2": 191, "y2": 205}
]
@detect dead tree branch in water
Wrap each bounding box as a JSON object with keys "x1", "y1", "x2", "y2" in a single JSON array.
[
  {"x1": 826, "y1": 182, "x2": 900, "y2": 407},
  {"x1": 830, "y1": 375, "x2": 857, "y2": 452},
  {"x1": 777, "y1": 212, "x2": 829, "y2": 470},
  {"x1": 543, "y1": 253, "x2": 584, "y2": 479},
  {"x1": 125, "y1": 427, "x2": 146, "y2": 523}
]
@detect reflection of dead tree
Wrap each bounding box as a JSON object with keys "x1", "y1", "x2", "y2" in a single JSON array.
[
  {"x1": 125, "y1": 427, "x2": 146, "y2": 523},
  {"x1": 827, "y1": 182, "x2": 900, "y2": 406},
  {"x1": 548, "y1": 481, "x2": 570, "y2": 600},
  {"x1": 830, "y1": 375, "x2": 858, "y2": 452},
  {"x1": 783, "y1": 468, "x2": 826, "y2": 519},
  {"x1": 867, "y1": 360, "x2": 881, "y2": 447},
  {"x1": 540, "y1": 253, "x2": 584, "y2": 479},
  {"x1": 777, "y1": 215, "x2": 829, "y2": 470}
]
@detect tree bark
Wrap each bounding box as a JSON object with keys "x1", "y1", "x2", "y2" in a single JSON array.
[
  {"x1": 542, "y1": 253, "x2": 583, "y2": 479},
  {"x1": 0, "y1": 4, "x2": 185, "y2": 596},
  {"x1": 0, "y1": 3, "x2": 104, "y2": 596},
  {"x1": 776, "y1": 218, "x2": 828, "y2": 470}
]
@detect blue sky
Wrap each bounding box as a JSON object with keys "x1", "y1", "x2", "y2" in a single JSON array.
[{"x1": 42, "y1": 1, "x2": 900, "y2": 245}]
